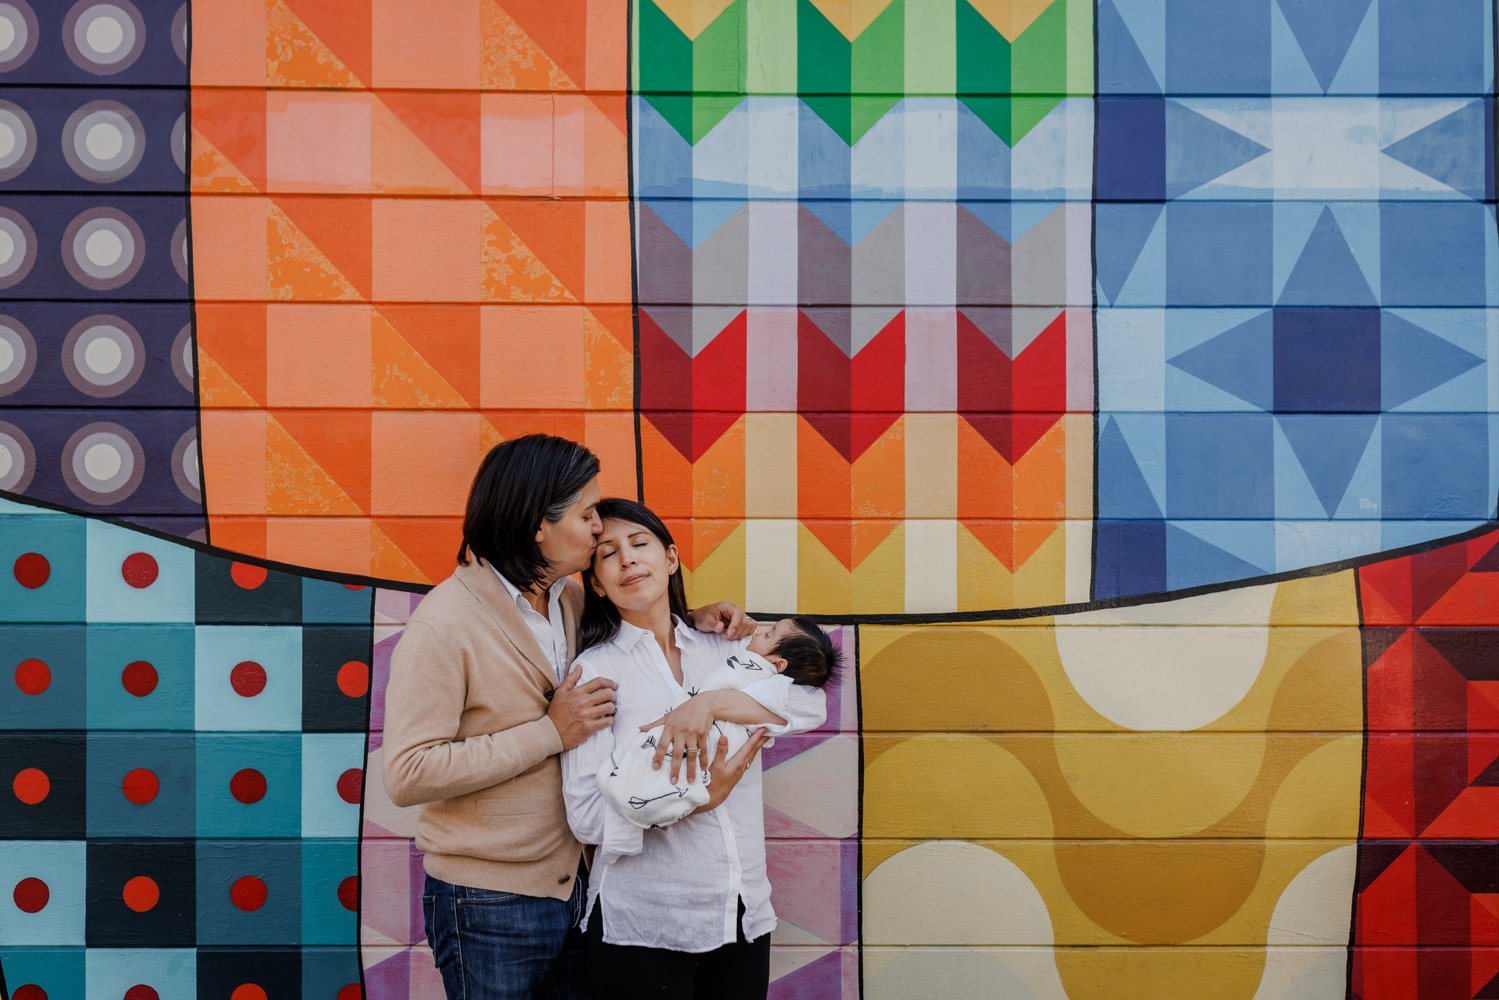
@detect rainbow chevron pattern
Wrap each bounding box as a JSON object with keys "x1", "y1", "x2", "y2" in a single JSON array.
[{"x1": 635, "y1": 0, "x2": 1096, "y2": 614}]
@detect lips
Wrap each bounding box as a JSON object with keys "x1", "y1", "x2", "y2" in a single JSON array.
[{"x1": 619, "y1": 572, "x2": 650, "y2": 588}]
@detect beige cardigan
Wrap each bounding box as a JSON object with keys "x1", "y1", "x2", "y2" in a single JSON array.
[{"x1": 383, "y1": 558, "x2": 584, "y2": 900}]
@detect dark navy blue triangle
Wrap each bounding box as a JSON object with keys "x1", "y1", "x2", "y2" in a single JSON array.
[
  {"x1": 1278, "y1": 413, "x2": 1379, "y2": 518},
  {"x1": 1165, "y1": 102, "x2": 1270, "y2": 198},
  {"x1": 1166, "y1": 523, "x2": 1272, "y2": 586},
  {"x1": 801, "y1": 199, "x2": 854, "y2": 246},
  {"x1": 1168, "y1": 311, "x2": 1274, "y2": 411},
  {"x1": 1384, "y1": 100, "x2": 1489, "y2": 200},
  {"x1": 1276, "y1": 0, "x2": 1375, "y2": 92},
  {"x1": 1096, "y1": 203, "x2": 1161, "y2": 306},
  {"x1": 1099, "y1": 0, "x2": 1162, "y2": 94},
  {"x1": 1279, "y1": 207, "x2": 1377, "y2": 307},
  {"x1": 644, "y1": 199, "x2": 696, "y2": 248},
  {"x1": 1381, "y1": 311, "x2": 1485, "y2": 410},
  {"x1": 1098, "y1": 418, "x2": 1163, "y2": 519}
]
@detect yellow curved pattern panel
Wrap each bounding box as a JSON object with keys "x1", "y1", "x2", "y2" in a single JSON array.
[{"x1": 861, "y1": 572, "x2": 1362, "y2": 997}]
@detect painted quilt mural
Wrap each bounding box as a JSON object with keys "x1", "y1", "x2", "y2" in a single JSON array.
[{"x1": 4, "y1": 0, "x2": 1499, "y2": 998}]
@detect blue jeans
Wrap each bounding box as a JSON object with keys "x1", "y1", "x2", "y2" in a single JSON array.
[{"x1": 423, "y1": 871, "x2": 588, "y2": 1000}]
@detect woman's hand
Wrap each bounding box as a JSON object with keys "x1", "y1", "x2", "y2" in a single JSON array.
[
  {"x1": 694, "y1": 729, "x2": 770, "y2": 814},
  {"x1": 686, "y1": 601, "x2": 757, "y2": 640},
  {"x1": 641, "y1": 692, "x2": 724, "y2": 783},
  {"x1": 547, "y1": 665, "x2": 617, "y2": 750}
]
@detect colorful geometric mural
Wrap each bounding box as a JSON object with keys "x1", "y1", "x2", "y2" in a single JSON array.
[
  {"x1": 189, "y1": 0, "x2": 636, "y2": 583},
  {"x1": 634, "y1": 0, "x2": 1096, "y2": 614},
  {"x1": 6, "y1": 0, "x2": 1499, "y2": 998},
  {"x1": 0, "y1": 497, "x2": 371, "y2": 996},
  {"x1": 862, "y1": 573, "x2": 1363, "y2": 998},
  {"x1": 1094, "y1": 0, "x2": 1499, "y2": 598},
  {"x1": 0, "y1": 0, "x2": 201, "y2": 539},
  {"x1": 1353, "y1": 528, "x2": 1499, "y2": 999}
]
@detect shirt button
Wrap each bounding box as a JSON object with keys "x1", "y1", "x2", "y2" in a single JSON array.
[{"x1": 558, "y1": 874, "x2": 571, "y2": 884}]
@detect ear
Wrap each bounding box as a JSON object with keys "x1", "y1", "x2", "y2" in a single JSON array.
[
  {"x1": 535, "y1": 523, "x2": 546, "y2": 544},
  {"x1": 665, "y1": 543, "x2": 679, "y2": 575},
  {"x1": 768, "y1": 655, "x2": 788, "y2": 673},
  {"x1": 590, "y1": 575, "x2": 607, "y2": 598}
]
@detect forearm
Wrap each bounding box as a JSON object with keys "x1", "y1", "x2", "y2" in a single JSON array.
[
  {"x1": 697, "y1": 689, "x2": 787, "y2": 727},
  {"x1": 381, "y1": 621, "x2": 563, "y2": 808},
  {"x1": 384, "y1": 717, "x2": 562, "y2": 807}
]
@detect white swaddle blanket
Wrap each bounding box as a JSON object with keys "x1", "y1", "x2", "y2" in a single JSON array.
[{"x1": 596, "y1": 651, "x2": 780, "y2": 835}]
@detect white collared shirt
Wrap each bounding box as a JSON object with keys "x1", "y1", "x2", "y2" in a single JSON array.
[
  {"x1": 491, "y1": 565, "x2": 570, "y2": 684},
  {"x1": 561, "y1": 618, "x2": 827, "y2": 953}
]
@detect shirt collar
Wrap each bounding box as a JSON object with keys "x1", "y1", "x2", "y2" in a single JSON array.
[
  {"x1": 612, "y1": 615, "x2": 696, "y2": 651},
  {"x1": 490, "y1": 563, "x2": 566, "y2": 612}
]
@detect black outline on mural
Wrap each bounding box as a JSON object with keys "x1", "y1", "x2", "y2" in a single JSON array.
[
  {"x1": 354, "y1": 584, "x2": 377, "y2": 999},
  {"x1": 853, "y1": 623, "x2": 865, "y2": 999},
  {"x1": 1344, "y1": 567, "x2": 1369, "y2": 999},
  {"x1": 9, "y1": 488, "x2": 1499, "y2": 620},
  {"x1": 626, "y1": 0, "x2": 646, "y2": 507},
  {"x1": 184, "y1": 0, "x2": 210, "y2": 548},
  {"x1": 1089, "y1": 0, "x2": 1103, "y2": 607}
]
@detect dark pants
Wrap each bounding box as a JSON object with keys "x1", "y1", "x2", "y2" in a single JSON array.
[
  {"x1": 423, "y1": 871, "x2": 588, "y2": 1000},
  {"x1": 583, "y1": 899, "x2": 770, "y2": 1000}
]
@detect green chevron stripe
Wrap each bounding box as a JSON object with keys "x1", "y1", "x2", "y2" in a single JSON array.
[{"x1": 634, "y1": 0, "x2": 1092, "y2": 146}]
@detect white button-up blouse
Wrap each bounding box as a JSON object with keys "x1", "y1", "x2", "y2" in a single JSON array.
[{"x1": 561, "y1": 618, "x2": 827, "y2": 953}]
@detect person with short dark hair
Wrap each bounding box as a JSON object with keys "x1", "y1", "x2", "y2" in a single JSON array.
[{"x1": 382, "y1": 436, "x2": 754, "y2": 1000}]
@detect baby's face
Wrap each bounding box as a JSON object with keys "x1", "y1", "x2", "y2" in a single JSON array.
[{"x1": 747, "y1": 618, "x2": 801, "y2": 661}]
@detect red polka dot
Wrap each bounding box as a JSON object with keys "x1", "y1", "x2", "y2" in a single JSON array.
[
  {"x1": 122, "y1": 768, "x2": 159, "y2": 805},
  {"x1": 122, "y1": 875, "x2": 159, "y2": 913},
  {"x1": 336, "y1": 660, "x2": 369, "y2": 698},
  {"x1": 229, "y1": 769, "x2": 266, "y2": 804},
  {"x1": 124, "y1": 987, "x2": 159, "y2": 1000},
  {"x1": 12, "y1": 767, "x2": 49, "y2": 805},
  {"x1": 12, "y1": 552, "x2": 49, "y2": 589},
  {"x1": 336, "y1": 768, "x2": 363, "y2": 805},
  {"x1": 338, "y1": 875, "x2": 358, "y2": 911},
  {"x1": 120, "y1": 552, "x2": 159, "y2": 589},
  {"x1": 230, "y1": 562, "x2": 268, "y2": 589},
  {"x1": 12, "y1": 985, "x2": 47, "y2": 1000},
  {"x1": 336, "y1": 986, "x2": 362, "y2": 1000},
  {"x1": 343, "y1": 583, "x2": 366, "y2": 591},
  {"x1": 230, "y1": 986, "x2": 268, "y2": 1000},
  {"x1": 230, "y1": 661, "x2": 266, "y2": 697},
  {"x1": 121, "y1": 660, "x2": 158, "y2": 698},
  {"x1": 13, "y1": 877, "x2": 48, "y2": 912},
  {"x1": 230, "y1": 876, "x2": 267, "y2": 912},
  {"x1": 14, "y1": 658, "x2": 50, "y2": 696}
]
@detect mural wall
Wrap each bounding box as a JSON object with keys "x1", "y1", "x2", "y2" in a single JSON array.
[{"x1": 1, "y1": 0, "x2": 1496, "y2": 997}]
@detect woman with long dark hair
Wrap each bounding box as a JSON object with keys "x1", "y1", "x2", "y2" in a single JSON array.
[{"x1": 560, "y1": 499, "x2": 827, "y2": 999}]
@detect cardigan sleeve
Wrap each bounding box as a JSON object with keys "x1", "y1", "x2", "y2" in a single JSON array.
[{"x1": 382, "y1": 619, "x2": 564, "y2": 808}]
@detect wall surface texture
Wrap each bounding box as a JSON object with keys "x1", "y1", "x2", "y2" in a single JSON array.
[{"x1": 0, "y1": 0, "x2": 1496, "y2": 998}]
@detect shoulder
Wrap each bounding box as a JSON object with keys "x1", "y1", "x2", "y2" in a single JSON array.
[
  {"x1": 404, "y1": 572, "x2": 479, "y2": 628},
  {"x1": 681, "y1": 627, "x2": 740, "y2": 660}
]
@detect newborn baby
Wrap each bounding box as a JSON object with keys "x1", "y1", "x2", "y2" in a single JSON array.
[{"x1": 596, "y1": 616, "x2": 838, "y2": 830}]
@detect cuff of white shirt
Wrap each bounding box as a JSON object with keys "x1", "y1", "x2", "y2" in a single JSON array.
[
  {"x1": 739, "y1": 675, "x2": 793, "y2": 741},
  {"x1": 601, "y1": 804, "x2": 645, "y2": 859}
]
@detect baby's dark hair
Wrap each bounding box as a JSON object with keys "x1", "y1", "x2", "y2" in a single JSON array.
[{"x1": 772, "y1": 617, "x2": 842, "y2": 688}]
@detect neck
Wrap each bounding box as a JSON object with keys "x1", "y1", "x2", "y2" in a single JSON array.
[
  {"x1": 618, "y1": 600, "x2": 675, "y2": 655},
  {"x1": 522, "y1": 564, "x2": 562, "y2": 611}
]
